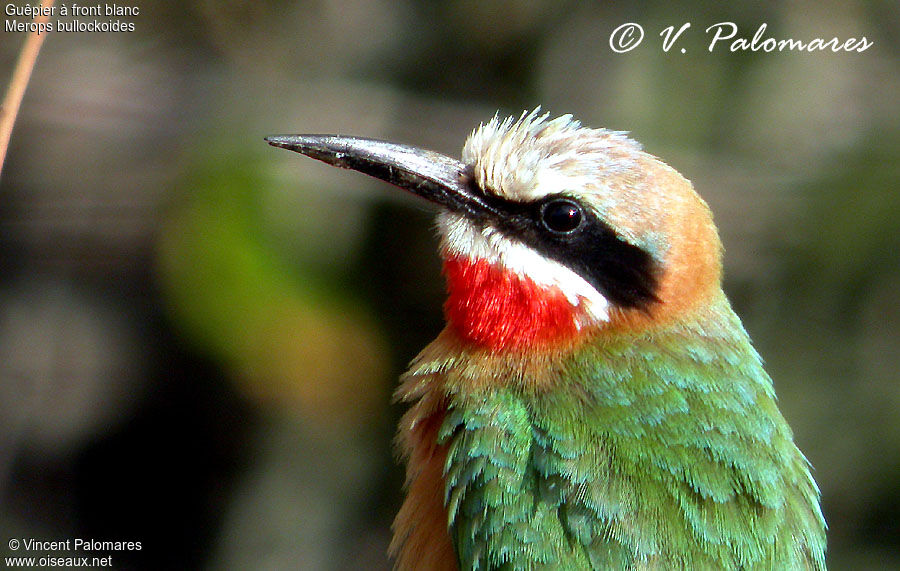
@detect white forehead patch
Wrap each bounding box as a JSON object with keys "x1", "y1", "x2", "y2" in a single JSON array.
[
  {"x1": 437, "y1": 212, "x2": 610, "y2": 326},
  {"x1": 462, "y1": 108, "x2": 642, "y2": 202}
]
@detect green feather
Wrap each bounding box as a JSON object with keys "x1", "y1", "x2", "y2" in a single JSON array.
[{"x1": 414, "y1": 292, "x2": 826, "y2": 569}]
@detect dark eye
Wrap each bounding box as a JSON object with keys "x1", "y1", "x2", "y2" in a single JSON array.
[{"x1": 540, "y1": 199, "x2": 583, "y2": 234}]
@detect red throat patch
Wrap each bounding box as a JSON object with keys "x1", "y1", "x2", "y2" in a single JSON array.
[{"x1": 442, "y1": 256, "x2": 582, "y2": 351}]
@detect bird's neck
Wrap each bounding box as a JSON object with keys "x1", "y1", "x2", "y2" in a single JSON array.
[{"x1": 441, "y1": 255, "x2": 585, "y2": 352}]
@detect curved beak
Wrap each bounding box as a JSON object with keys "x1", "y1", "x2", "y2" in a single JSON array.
[{"x1": 265, "y1": 134, "x2": 494, "y2": 216}]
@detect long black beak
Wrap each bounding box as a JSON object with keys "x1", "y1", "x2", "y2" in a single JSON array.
[{"x1": 265, "y1": 135, "x2": 494, "y2": 216}]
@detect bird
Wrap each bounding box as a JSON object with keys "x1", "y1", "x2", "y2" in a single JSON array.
[{"x1": 265, "y1": 109, "x2": 827, "y2": 570}]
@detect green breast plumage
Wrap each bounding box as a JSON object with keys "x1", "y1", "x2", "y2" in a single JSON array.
[{"x1": 419, "y1": 294, "x2": 826, "y2": 570}]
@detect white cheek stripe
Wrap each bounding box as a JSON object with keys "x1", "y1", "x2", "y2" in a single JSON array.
[{"x1": 436, "y1": 213, "x2": 610, "y2": 326}]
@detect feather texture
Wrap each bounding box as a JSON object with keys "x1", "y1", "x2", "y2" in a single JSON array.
[{"x1": 394, "y1": 291, "x2": 826, "y2": 569}]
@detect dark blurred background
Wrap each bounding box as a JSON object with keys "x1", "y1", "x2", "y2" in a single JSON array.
[{"x1": 1, "y1": 1, "x2": 898, "y2": 569}]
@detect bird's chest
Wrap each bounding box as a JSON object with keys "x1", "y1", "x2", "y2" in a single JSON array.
[{"x1": 438, "y1": 395, "x2": 597, "y2": 569}]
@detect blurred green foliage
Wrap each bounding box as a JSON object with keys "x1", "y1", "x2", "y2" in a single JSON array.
[{"x1": 158, "y1": 147, "x2": 389, "y2": 426}]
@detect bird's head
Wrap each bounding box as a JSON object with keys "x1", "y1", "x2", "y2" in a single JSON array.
[{"x1": 267, "y1": 110, "x2": 722, "y2": 352}]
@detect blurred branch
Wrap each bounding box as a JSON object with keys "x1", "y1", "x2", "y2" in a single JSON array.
[{"x1": 0, "y1": 0, "x2": 55, "y2": 180}]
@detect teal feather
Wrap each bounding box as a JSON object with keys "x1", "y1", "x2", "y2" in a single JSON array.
[{"x1": 415, "y1": 292, "x2": 826, "y2": 569}]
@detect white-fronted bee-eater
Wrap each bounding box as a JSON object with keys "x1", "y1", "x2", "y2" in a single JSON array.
[{"x1": 266, "y1": 110, "x2": 826, "y2": 570}]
